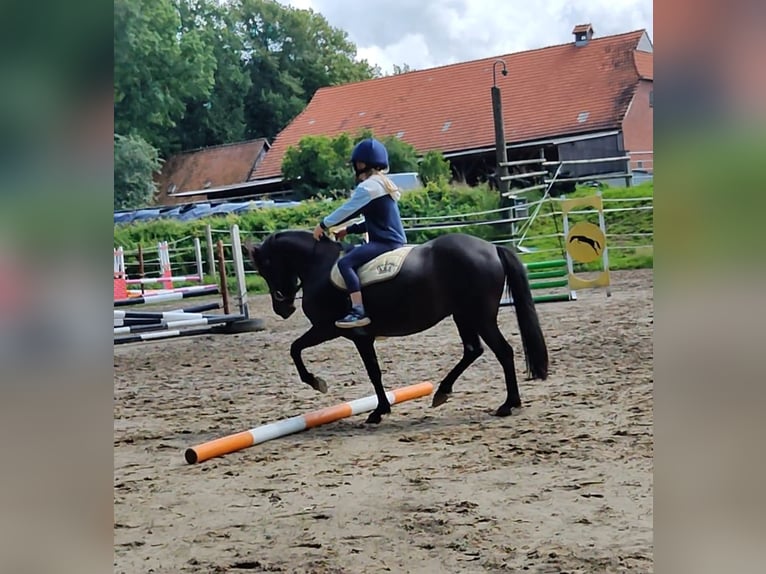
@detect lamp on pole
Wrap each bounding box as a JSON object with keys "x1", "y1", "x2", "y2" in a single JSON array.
[{"x1": 491, "y1": 59, "x2": 510, "y2": 196}]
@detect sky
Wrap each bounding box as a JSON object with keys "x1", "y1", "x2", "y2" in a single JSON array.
[{"x1": 282, "y1": 0, "x2": 653, "y2": 74}]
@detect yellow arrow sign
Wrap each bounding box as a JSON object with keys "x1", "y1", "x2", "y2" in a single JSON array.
[{"x1": 566, "y1": 221, "x2": 606, "y2": 263}]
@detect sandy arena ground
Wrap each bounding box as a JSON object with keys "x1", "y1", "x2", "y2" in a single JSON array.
[{"x1": 114, "y1": 269, "x2": 653, "y2": 573}]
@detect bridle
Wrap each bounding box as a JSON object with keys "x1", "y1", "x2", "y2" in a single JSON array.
[
  {"x1": 272, "y1": 275, "x2": 302, "y2": 303},
  {"x1": 267, "y1": 234, "x2": 303, "y2": 303},
  {"x1": 266, "y1": 231, "x2": 339, "y2": 302},
  {"x1": 273, "y1": 287, "x2": 299, "y2": 302}
]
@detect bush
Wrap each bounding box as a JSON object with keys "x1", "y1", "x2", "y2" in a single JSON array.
[
  {"x1": 281, "y1": 129, "x2": 420, "y2": 199},
  {"x1": 399, "y1": 181, "x2": 502, "y2": 243},
  {"x1": 282, "y1": 134, "x2": 355, "y2": 199},
  {"x1": 417, "y1": 150, "x2": 452, "y2": 185},
  {"x1": 114, "y1": 182, "x2": 653, "y2": 293},
  {"x1": 114, "y1": 133, "x2": 162, "y2": 209}
]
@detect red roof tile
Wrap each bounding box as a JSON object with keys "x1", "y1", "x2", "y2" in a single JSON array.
[
  {"x1": 634, "y1": 50, "x2": 653, "y2": 80},
  {"x1": 155, "y1": 138, "x2": 268, "y2": 201},
  {"x1": 253, "y1": 30, "x2": 650, "y2": 180}
]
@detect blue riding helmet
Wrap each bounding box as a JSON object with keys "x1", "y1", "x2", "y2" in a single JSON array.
[{"x1": 350, "y1": 138, "x2": 389, "y2": 170}]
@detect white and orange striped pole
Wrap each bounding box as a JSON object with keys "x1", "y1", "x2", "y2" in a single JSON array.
[
  {"x1": 184, "y1": 381, "x2": 434, "y2": 464},
  {"x1": 113, "y1": 247, "x2": 128, "y2": 300},
  {"x1": 159, "y1": 241, "x2": 173, "y2": 290}
]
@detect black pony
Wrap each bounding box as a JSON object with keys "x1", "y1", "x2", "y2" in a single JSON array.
[{"x1": 245, "y1": 231, "x2": 548, "y2": 424}]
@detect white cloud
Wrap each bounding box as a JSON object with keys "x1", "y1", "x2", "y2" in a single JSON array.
[
  {"x1": 282, "y1": 0, "x2": 314, "y2": 9},
  {"x1": 358, "y1": 34, "x2": 440, "y2": 75},
  {"x1": 280, "y1": 0, "x2": 652, "y2": 74}
]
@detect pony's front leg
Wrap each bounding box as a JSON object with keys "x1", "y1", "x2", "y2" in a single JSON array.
[
  {"x1": 352, "y1": 336, "x2": 391, "y2": 424},
  {"x1": 290, "y1": 326, "x2": 339, "y2": 393}
]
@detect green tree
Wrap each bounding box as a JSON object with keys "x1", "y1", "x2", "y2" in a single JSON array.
[
  {"x1": 237, "y1": 0, "x2": 377, "y2": 140},
  {"x1": 282, "y1": 134, "x2": 355, "y2": 199},
  {"x1": 173, "y1": 0, "x2": 253, "y2": 150},
  {"x1": 114, "y1": 133, "x2": 163, "y2": 210},
  {"x1": 418, "y1": 150, "x2": 452, "y2": 185},
  {"x1": 350, "y1": 129, "x2": 419, "y2": 173},
  {"x1": 379, "y1": 136, "x2": 419, "y2": 173},
  {"x1": 114, "y1": 0, "x2": 216, "y2": 155},
  {"x1": 282, "y1": 130, "x2": 422, "y2": 199},
  {"x1": 114, "y1": 0, "x2": 379, "y2": 160}
]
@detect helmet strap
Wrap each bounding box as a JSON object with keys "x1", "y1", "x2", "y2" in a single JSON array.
[{"x1": 353, "y1": 161, "x2": 371, "y2": 181}]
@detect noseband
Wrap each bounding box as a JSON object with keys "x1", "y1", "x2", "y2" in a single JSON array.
[
  {"x1": 273, "y1": 277, "x2": 302, "y2": 302},
  {"x1": 267, "y1": 231, "x2": 334, "y2": 302},
  {"x1": 274, "y1": 289, "x2": 292, "y2": 302}
]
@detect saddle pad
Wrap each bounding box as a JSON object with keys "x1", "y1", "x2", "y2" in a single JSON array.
[{"x1": 331, "y1": 245, "x2": 416, "y2": 291}]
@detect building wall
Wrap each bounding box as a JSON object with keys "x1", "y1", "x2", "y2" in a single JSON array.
[
  {"x1": 557, "y1": 133, "x2": 626, "y2": 178},
  {"x1": 621, "y1": 79, "x2": 654, "y2": 172}
]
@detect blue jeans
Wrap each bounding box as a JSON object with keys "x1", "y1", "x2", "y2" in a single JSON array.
[{"x1": 337, "y1": 241, "x2": 401, "y2": 293}]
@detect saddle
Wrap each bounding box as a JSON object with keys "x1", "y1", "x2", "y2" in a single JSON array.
[{"x1": 330, "y1": 245, "x2": 416, "y2": 291}]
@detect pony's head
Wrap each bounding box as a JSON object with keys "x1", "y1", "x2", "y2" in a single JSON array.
[{"x1": 244, "y1": 233, "x2": 301, "y2": 319}]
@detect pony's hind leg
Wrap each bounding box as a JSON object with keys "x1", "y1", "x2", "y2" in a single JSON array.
[
  {"x1": 432, "y1": 316, "x2": 483, "y2": 408},
  {"x1": 477, "y1": 322, "x2": 522, "y2": 417}
]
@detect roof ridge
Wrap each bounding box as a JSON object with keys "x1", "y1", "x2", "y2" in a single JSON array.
[
  {"x1": 171, "y1": 137, "x2": 269, "y2": 157},
  {"x1": 315, "y1": 29, "x2": 647, "y2": 95}
]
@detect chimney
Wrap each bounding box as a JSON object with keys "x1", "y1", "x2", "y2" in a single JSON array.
[{"x1": 572, "y1": 23, "x2": 594, "y2": 46}]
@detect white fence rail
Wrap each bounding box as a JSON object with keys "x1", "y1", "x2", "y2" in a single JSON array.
[{"x1": 115, "y1": 193, "x2": 652, "y2": 283}]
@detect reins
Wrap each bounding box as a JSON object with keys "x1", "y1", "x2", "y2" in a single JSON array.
[{"x1": 269, "y1": 231, "x2": 343, "y2": 302}]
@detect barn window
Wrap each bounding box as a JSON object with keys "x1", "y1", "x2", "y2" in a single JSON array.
[{"x1": 649, "y1": 90, "x2": 654, "y2": 108}]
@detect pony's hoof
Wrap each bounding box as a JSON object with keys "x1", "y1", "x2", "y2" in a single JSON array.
[
  {"x1": 431, "y1": 392, "x2": 450, "y2": 408},
  {"x1": 365, "y1": 404, "x2": 390, "y2": 424},
  {"x1": 494, "y1": 404, "x2": 514, "y2": 417},
  {"x1": 307, "y1": 375, "x2": 328, "y2": 393},
  {"x1": 365, "y1": 411, "x2": 383, "y2": 424}
]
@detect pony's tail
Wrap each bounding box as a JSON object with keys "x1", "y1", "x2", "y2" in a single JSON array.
[{"x1": 496, "y1": 246, "x2": 549, "y2": 380}]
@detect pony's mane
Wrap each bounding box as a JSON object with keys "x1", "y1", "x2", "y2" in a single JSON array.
[
  {"x1": 264, "y1": 229, "x2": 312, "y2": 246},
  {"x1": 264, "y1": 229, "x2": 343, "y2": 256}
]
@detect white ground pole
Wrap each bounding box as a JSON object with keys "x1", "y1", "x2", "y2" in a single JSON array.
[
  {"x1": 113, "y1": 285, "x2": 219, "y2": 307},
  {"x1": 114, "y1": 313, "x2": 210, "y2": 327}
]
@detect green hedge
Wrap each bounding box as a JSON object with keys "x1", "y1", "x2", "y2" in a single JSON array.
[
  {"x1": 398, "y1": 182, "x2": 504, "y2": 243},
  {"x1": 114, "y1": 180, "x2": 653, "y2": 293},
  {"x1": 113, "y1": 180, "x2": 504, "y2": 248}
]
